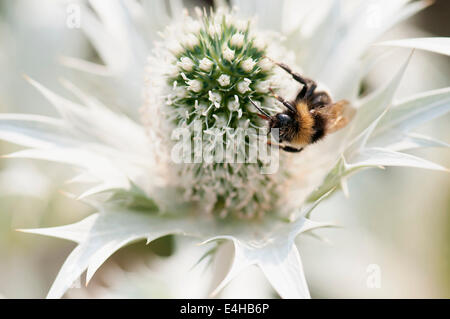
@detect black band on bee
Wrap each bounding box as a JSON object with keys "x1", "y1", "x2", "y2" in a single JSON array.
[
  {"x1": 309, "y1": 92, "x2": 332, "y2": 109},
  {"x1": 280, "y1": 145, "x2": 303, "y2": 153},
  {"x1": 311, "y1": 113, "x2": 326, "y2": 143}
]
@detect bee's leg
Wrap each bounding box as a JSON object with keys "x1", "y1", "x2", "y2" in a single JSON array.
[
  {"x1": 270, "y1": 61, "x2": 318, "y2": 101},
  {"x1": 267, "y1": 141, "x2": 303, "y2": 153},
  {"x1": 281, "y1": 145, "x2": 303, "y2": 153},
  {"x1": 268, "y1": 88, "x2": 296, "y2": 113},
  {"x1": 295, "y1": 80, "x2": 317, "y2": 102},
  {"x1": 273, "y1": 62, "x2": 308, "y2": 85},
  {"x1": 304, "y1": 82, "x2": 317, "y2": 99}
]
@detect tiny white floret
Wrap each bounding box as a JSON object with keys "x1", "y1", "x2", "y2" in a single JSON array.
[
  {"x1": 241, "y1": 58, "x2": 256, "y2": 72},
  {"x1": 230, "y1": 33, "x2": 245, "y2": 48},
  {"x1": 227, "y1": 95, "x2": 240, "y2": 111},
  {"x1": 177, "y1": 57, "x2": 195, "y2": 71},
  {"x1": 208, "y1": 91, "x2": 222, "y2": 108},
  {"x1": 199, "y1": 58, "x2": 214, "y2": 72},
  {"x1": 237, "y1": 78, "x2": 252, "y2": 93},
  {"x1": 222, "y1": 46, "x2": 235, "y2": 62},
  {"x1": 227, "y1": 95, "x2": 243, "y2": 118},
  {"x1": 217, "y1": 74, "x2": 231, "y2": 87},
  {"x1": 187, "y1": 79, "x2": 202, "y2": 92}
]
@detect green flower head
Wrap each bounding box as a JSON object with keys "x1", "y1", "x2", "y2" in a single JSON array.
[{"x1": 143, "y1": 9, "x2": 297, "y2": 218}]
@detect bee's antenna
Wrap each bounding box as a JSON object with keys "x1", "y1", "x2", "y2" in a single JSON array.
[{"x1": 249, "y1": 98, "x2": 271, "y2": 120}]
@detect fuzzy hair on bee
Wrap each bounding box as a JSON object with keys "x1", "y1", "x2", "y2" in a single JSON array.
[{"x1": 249, "y1": 60, "x2": 351, "y2": 153}]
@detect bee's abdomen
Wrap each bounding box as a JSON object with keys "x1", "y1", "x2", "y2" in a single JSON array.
[{"x1": 311, "y1": 113, "x2": 326, "y2": 143}]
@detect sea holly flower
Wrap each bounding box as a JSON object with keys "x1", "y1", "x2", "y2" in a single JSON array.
[{"x1": 0, "y1": 0, "x2": 449, "y2": 299}]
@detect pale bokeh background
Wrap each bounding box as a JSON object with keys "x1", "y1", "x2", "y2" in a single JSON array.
[{"x1": 0, "y1": 0, "x2": 448, "y2": 298}]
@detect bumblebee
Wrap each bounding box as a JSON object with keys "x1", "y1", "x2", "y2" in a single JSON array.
[{"x1": 250, "y1": 61, "x2": 350, "y2": 153}]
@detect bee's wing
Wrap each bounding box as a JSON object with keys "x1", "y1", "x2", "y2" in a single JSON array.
[{"x1": 315, "y1": 100, "x2": 353, "y2": 133}]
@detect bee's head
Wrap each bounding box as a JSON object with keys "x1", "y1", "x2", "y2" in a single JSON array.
[
  {"x1": 269, "y1": 113, "x2": 295, "y2": 142},
  {"x1": 270, "y1": 113, "x2": 293, "y2": 129},
  {"x1": 248, "y1": 98, "x2": 296, "y2": 143}
]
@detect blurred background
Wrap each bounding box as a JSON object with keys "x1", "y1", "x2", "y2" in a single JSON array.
[{"x1": 0, "y1": 0, "x2": 448, "y2": 298}]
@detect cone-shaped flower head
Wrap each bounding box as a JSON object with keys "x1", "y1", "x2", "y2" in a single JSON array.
[{"x1": 143, "y1": 9, "x2": 295, "y2": 218}]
